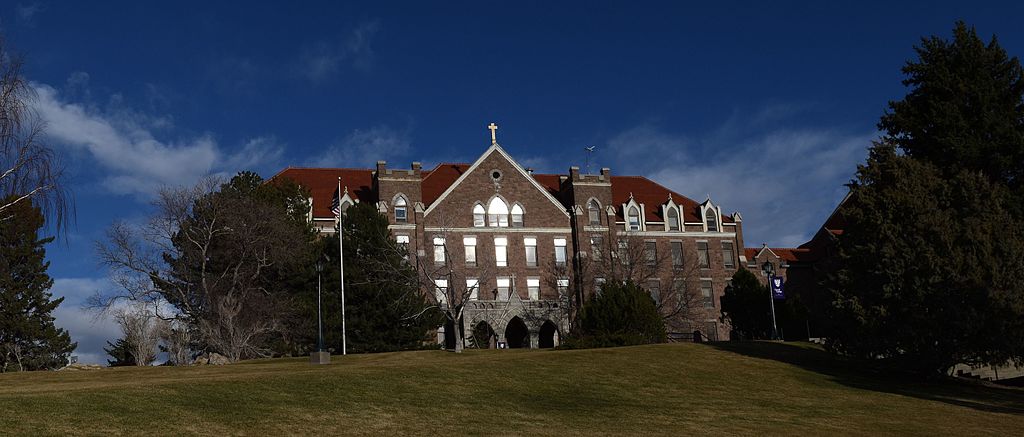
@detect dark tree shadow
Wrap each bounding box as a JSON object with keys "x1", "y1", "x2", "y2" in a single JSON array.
[{"x1": 709, "y1": 341, "x2": 1024, "y2": 415}]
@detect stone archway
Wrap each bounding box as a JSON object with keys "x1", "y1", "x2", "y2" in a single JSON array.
[
  {"x1": 538, "y1": 320, "x2": 558, "y2": 348},
  {"x1": 471, "y1": 321, "x2": 497, "y2": 349},
  {"x1": 505, "y1": 317, "x2": 530, "y2": 348}
]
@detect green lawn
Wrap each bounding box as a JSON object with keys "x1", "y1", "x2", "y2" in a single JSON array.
[{"x1": 1, "y1": 342, "x2": 1023, "y2": 435}]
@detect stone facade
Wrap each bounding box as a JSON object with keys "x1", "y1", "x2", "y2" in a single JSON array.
[{"x1": 272, "y1": 139, "x2": 749, "y2": 346}]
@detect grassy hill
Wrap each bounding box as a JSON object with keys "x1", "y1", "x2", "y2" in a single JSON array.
[{"x1": 1, "y1": 342, "x2": 1023, "y2": 435}]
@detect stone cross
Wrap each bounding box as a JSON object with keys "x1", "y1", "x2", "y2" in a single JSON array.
[{"x1": 488, "y1": 122, "x2": 498, "y2": 145}]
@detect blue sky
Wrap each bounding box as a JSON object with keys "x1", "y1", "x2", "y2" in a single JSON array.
[{"x1": 4, "y1": 1, "x2": 1023, "y2": 363}]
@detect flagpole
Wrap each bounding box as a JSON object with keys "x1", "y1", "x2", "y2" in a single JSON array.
[{"x1": 338, "y1": 177, "x2": 347, "y2": 356}]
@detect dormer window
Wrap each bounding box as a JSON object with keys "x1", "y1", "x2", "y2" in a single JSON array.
[
  {"x1": 511, "y1": 204, "x2": 524, "y2": 227},
  {"x1": 667, "y1": 207, "x2": 680, "y2": 231},
  {"x1": 394, "y1": 196, "x2": 408, "y2": 222},
  {"x1": 473, "y1": 204, "x2": 485, "y2": 227},
  {"x1": 488, "y1": 197, "x2": 509, "y2": 227},
  {"x1": 705, "y1": 208, "x2": 718, "y2": 232},
  {"x1": 627, "y1": 206, "x2": 641, "y2": 231},
  {"x1": 588, "y1": 200, "x2": 601, "y2": 225}
]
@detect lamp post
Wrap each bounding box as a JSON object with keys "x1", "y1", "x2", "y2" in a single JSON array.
[
  {"x1": 315, "y1": 258, "x2": 324, "y2": 352},
  {"x1": 761, "y1": 260, "x2": 779, "y2": 341}
]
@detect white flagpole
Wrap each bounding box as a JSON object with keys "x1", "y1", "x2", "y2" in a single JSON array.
[{"x1": 338, "y1": 177, "x2": 347, "y2": 356}]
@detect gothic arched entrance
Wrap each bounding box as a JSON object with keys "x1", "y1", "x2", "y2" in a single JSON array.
[
  {"x1": 538, "y1": 320, "x2": 558, "y2": 348},
  {"x1": 471, "y1": 321, "x2": 497, "y2": 349},
  {"x1": 505, "y1": 317, "x2": 529, "y2": 348}
]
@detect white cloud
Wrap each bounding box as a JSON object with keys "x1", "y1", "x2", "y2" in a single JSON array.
[
  {"x1": 50, "y1": 278, "x2": 120, "y2": 365},
  {"x1": 31, "y1": 82, "x2": 284, "y2": 197},
  {"x1": 603, "y1": 121, "x2": 872, "y2": 248},
  {"x1": 16, "y1": 2, "x2": 42, "y2": 26},
  {"x1": 296, "y1": 20, "x2": 381, "y2": 83},
  {"x1": 314, "y1": 125, "x2": 411, "y2": 168}
]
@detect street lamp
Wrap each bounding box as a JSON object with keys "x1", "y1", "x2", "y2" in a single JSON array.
[{"x1": 761, "y1": 260, "x2": 779, "y2": 341}]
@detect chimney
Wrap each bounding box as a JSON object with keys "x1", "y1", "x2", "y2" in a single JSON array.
[
  {"x1": 376, "y1": 160, "x2": 387, "y2": 175},
  {"x1": 411, "y1": 162, "x2": 422, "y2": 172},
  {"x1": 600, "y1": 167, "x2": 611, "y2": 181},
  {"x1": 569, "y1": 166, "x2": 580, "y2": 181}
]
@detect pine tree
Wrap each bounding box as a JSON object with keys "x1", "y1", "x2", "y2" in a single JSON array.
[
  {"x1": 880, "y1": 21, "x2": 1024, "y2": 201},
  {"x1": 720, "y1": 269, "x2": 773, "y2": 340},
  {"x1": 104, "y1": 338, "x2": 134, "y2": 367},
  {"x1": 318, "y1": 202, "x2": 441, "y2": 353},
  {"x1": 0, "y1": 196, "x2": 75, "y2": 372}
]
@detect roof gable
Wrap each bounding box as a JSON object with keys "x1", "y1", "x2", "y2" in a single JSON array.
[
  {"x1": 422, "y1": 144, "x2": 570, "y2": 218},
  {"x1": 269, "y1": 167, "x2": 374, "y2": 218}
]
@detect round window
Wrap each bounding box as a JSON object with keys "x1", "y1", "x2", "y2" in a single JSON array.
[{"x1": 490, "y1": 170, "x2": 503, "y2": 181}]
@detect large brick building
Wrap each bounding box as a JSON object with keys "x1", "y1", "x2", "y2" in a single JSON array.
[{"x1": 271, "y1": 127, "x2": 748, "y2": 347}]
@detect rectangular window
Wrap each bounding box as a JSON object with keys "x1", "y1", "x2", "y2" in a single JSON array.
[
  {"x1": 701, "y1": 280, "x2": 714, "y2": 308},
  {"x1": 644, "y1": 242, "x2": 657, "y2": 266},
  {"x1": 590, "y1": 235, "x2": 603, "y2": 259},
  {"x1": 554, "y1": 238, "x2": 567, "y2": 267},
  {"x1": 433, "y1": 237, "x2": 446, "y2": 264},
  {"x1": 496, "y1": 277, "x2": 511, "y2": 301},
  {"x1": 396, "y1": 235, "x2": 410, "y2": 260},
  {"x1": 671, "y1": 241, "x2": 683, "y2": 269},
  {"x1": 395, "y1": 207, "x2": 407, "y2": 222},
  {"x1": 434, "y1": 279, "x2": 448, "y2": 305},
  {"x1": 722, "y1": 241, "x2": 735, "y2": 269},
  {"x1": 697, "y1": 242, "x2": 709, "y2": 268},
  {"x1": 527, "y1": 278, "x2": 540, "y2": 300},
  {"x1": 494, "y1": 237, "x2": 508, "y2": 267},
  {"x1": 557, "y1": 278, "x2": 569, "y2": 296},
  {"x1": 464, "y1": 237, "x2": 477, "y2": 266},
  {"x1": 466, "y1": 278, "x2": 479, "y2": 301},
  {"x1": 524, "y1": 237, "x2": 538, "y2": 267},
  {"x1": 646, "y1": 280, "x2": 661, "y2": 305},
  {"x1": 594, "y1": 277, "x2": 605, "y2": 295}
]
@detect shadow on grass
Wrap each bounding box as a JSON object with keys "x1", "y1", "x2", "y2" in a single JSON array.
[{"x1": 709, "y1": 341, "x2": 1024, "y2": 416}]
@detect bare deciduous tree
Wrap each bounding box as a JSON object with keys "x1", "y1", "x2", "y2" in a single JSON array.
[
  {"x1": 0, "y1": 38, "x2": 71, "y2": 233},
  {"x1": 94, "y1": 176, "x2": 310, "y2": 362},
  {"x1": 548, "y1": 233, "x2": 706, "y2": 336},
  {"x1": 114, "y1": 305, "x2": 161, "y2": 366}
]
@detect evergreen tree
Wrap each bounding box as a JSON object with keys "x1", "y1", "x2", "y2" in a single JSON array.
[
  {"x1": 0, "y1": 196, "x2": 75, "y2": 372},
  {"x1": 568, "y1": 280, "x2": 666, "y2": 348},
  {"x1": 104, "y1": 338, "x2": 134, "y2": 367},
  {"x1": 880, "y1": 21, "x2": 1024, "y2": 201},
  {"x1": 317, "y1": 202, "x2": 441, "y2": 353},
  {"x1": 827, "y1": 144, "x2": 1024, "y2": 374},
  {"x1": 720, "y1": 269, "x2": 773, "y2": 340},
  {"x1": 824, "y1": 21, "x2": 1024, "y2": 376}
]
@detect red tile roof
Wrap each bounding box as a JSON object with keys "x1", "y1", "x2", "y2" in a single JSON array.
[
  {"x1": 271, "y1": 164, "x2": 736, "y2": 224},
  {"x1": 609, "y1": 175, "x2": 732, "y2": 223},
  {"x1": 744, "y1": 246, "x2": 813, "y2": 263},
  {"x1": 421, "y1": 163, "x2": 470, "y2": 205},
  {"x1": 268, "y1": 167, "x2": 374, "y2": 218}
]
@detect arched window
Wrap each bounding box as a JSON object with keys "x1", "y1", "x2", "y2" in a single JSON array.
[
  {"x1": 340, "y1": 201, "x2": 352, "y2": 214},
  {"x1": 488, "y1": 197, "x2": 509, "y2": 227},
  {"x1": 667, "y1": 207, "x2": 680, "y2": 231},
  {"x1": 394, "y1": 196, "x2": 408, "y2": 222},
  {"x1": 588, "y1": 200, "x2": 601, "y2": 225},
  {"x1": 511, "y1": 204, "x2": 524, "y2": 227},
  {"x1": 473, "y1": 204, "x2": 485, "y2": 227},
  {"x1": 627, "y1": 206, "x2": 641, "y2": 231},
  {"x1": 705, "y1": 208, "x2": 718, "y2": 232}
]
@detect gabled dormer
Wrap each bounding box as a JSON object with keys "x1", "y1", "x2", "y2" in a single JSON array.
[
  {"x1": 662, "y1": 193, "x2": 682, "y2": 232},
  {"x1": 700, "y1": 196, "x2": 723, "y2": 233},
  {"x1": 622, "y1": 193, "x2": 644, "y2": 232}
]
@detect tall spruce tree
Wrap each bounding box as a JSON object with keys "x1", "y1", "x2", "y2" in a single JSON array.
[
  {"x1": 318, "y1": 202, "x2": 441, "y2": 353},
  {"x1": 880, "y1": 21, "x2": 1024, "y2": 202},
  {"x1": 826, "y1": 22, "x2": 1024, "y2": 375},
  {"x1": 720, "y1": 269, "x2": 773, "y2": 340},
  {"x1": 0, "y1": 196, "x2": 75, "y2": 372}
]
